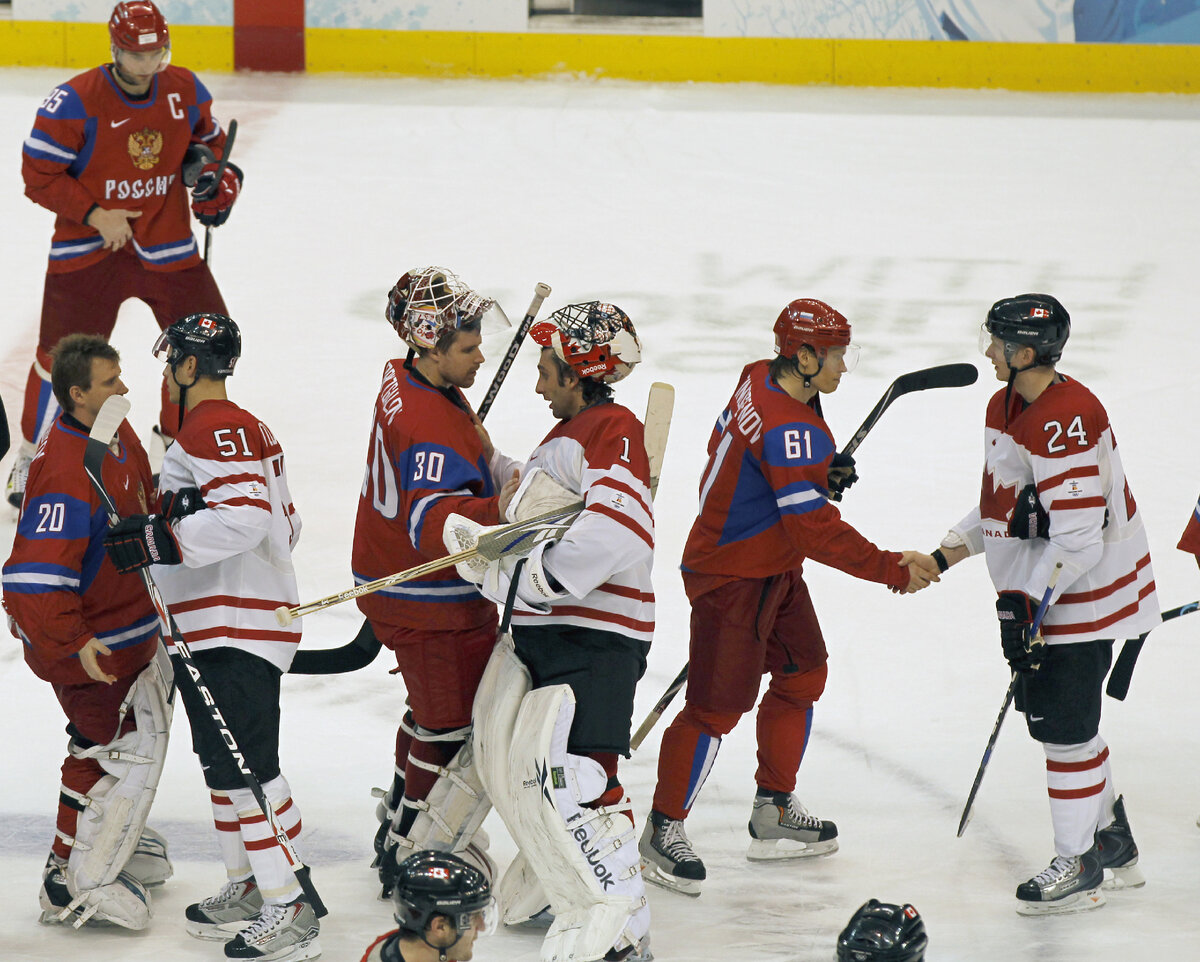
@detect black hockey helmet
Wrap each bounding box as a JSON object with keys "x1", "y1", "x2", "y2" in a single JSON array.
[
  {"x1": 154, "y1": 312, "x2": 241, "y2": 378},
  {"x1": 983, "y1": 293, "x2": 1070, "y2": 368},
  {"x1": 392, "y1": 851, "x2": 495, "y2": 944},
  {"x1": 836, "y1": 899, "x2": 928, "y2": 962}
]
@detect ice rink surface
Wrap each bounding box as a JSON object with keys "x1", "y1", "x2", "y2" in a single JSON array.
[{"x1": 1, "y1": 66, "x2": 1199, "y2": 961}]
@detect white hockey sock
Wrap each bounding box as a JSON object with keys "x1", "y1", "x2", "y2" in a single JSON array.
[
  {"x1": 1044, "y1": 736, "x2": 1108, "y2": 857},
  {"x1": 210, "y1": 791, "x2": 252, "y2": 881},
  {"x1": 229, "y1": 775, "x2": 304, "y2": 903}
]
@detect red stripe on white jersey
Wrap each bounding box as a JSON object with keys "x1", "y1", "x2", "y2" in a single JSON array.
[
  {"x1": 169, "y1": 594, "x2": 293, "y2": 614},
  {"x1": 589, "y1": 502, "x2": 654, "y2": 549},
  {"x1": 1043, "y1": 580, "x2": 1156, "y2": 636},
  {"x1": 1046, "y1": 746, "x2": 1109, "y2": 773},
  {"x1": 1037, "y1": 464, "x2": 1099, "y2": 493},
  {"x1": 597, "y1": 582, "x2": 655, "y2": 603},
  {"x1": 1058, "y1": 555, "x2": 1151, "y2": 605},
  {"x1": 201, "y1": 472, "x2": 267, "y2": 496}
]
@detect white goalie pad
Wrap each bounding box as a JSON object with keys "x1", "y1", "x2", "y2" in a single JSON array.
[
  {"x1": 472, "y1": 633, "x2": 532, "y2": 829},
  {"x1": 67, "y1": 648, "x2": 173, "y2": 922},
  {"x1": 505, "y1": 468, "x2": 579, "y2": 524},
  {"x1": 498, "y1": 850, "x2": 553, "y2": 927},
  {"x1": 508, "y1": 685, "x2": 650, "y2": 962}
]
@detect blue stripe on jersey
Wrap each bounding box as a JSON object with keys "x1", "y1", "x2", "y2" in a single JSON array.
[
  {"x1": 761, "y1": 421, "x2": 834, "y2": 467},
  {"x1": 352, "y1": 572, "x2": 481, "y2": 603},
  {"x1": 79, "y1": 506, "x2": 112, "y2": 593},
  {"x1": 776, "y1": 480, "x2": 826, "y2": 517},
  {"x1": 36, "y1": 83, "x2": 87, "y2": 121},
  {"x1": 17, "y1": 492, "x2": 94, "y2": 542},
  {"x1": 2, "y1": 561, "x2": 83, "y2": 593},
  {"x1": 95, "y1": 612, "x2": 159, "y2": 651},
  {"x1": 195, "y1": 75, "x2": 214, "y2": 107},
  {"x1": 683, "y1": 733, "x2": 721, "y2": 813},
  {"x1": 715, "y1": 449, "x2": 779, "y2": 547},
  {"x1": 24, "y1": 129, "x2": 78, "y2": 165},
  {"x1": 67, "y1": 115, "x2": 99, "y2": 178},
  {"x1": 50, "y1": 237, "x2": 105, "y2": 261},
  {"x1": 133, "y1": 235, "x2": 199, "y2": 265}
]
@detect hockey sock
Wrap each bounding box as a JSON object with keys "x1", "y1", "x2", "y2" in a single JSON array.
[
  {"x1": 210, "y1": 791, "x2": 253, "y2": 881},
  {"x1": 21, "y1": 351, "x2": 57, "y2": 447},
  {"x1": 1045, "y1": 736, "x2": 1109, "y2": 856},
  {"x1": 754, "y1": 664, "x2": 826, "y2": 792},
  {"x1": 652, "y1": 704, "x2": 736, "y2": 820},
  {"x1": 397, "y1": 733, "x2": 462, "y2": 836},
  {"x1": 391, "y1": 713, "x2": 415, "y2": 805},
  {"x1": 55, "y1": 755, "x2": 106, "y2": 861},
  {"x1": 230, "y1": 776, "x2": 304, "y2": 902}
]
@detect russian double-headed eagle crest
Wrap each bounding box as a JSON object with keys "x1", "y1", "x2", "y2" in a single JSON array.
[{"x1": 128, "y1": 127, "x2": 163, "y2": 170}]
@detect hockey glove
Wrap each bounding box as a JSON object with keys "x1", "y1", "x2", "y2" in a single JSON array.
[
  {"x1": 160, "y1": 486, "x2": 207, "y2": 521},
  {"x1": 104, "y1": 515, "x2": 182, "y2": 573},
  {"x1": 826, "y1": 452, "x2": 859, "y2": 502},
  {"x1": 1009, "y1": 483, "x2": 1049, "y2": 540},
  {"x1": 480, "y1": 542, "x2": 568, "y2": 613},
  {"x1": 996, "y1": 590, "x2": 1044, "y2": 673},
  {"x1": 191, "y1": 161, "x2": 243, "y2": 227}
]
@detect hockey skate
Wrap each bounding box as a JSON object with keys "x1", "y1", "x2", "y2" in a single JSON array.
[
  {"x1": 639, "y1": 810, "x2": 706, "y2": 897},
  {"x1": 185, "y1": 877, "x2": 264, "y2": 941},
  {"x1": 1094, "y1": 795, "x2": 1145, "y2": 890},
  {"x1": 223, "y1": 897, "x2": 321, "y2": 961},
  {"x1": 746, "y1": 791, "x2": 838, "y2": 861},
  {"x1": 1015, "y1": 852, "x2": 1105, "y2": 916},
  {"x1": 38, "y1": 853, "x2": 152, "y2": 929},
  {"x1": 6, "y1": 441, "x2": 33, "y2": 510}
]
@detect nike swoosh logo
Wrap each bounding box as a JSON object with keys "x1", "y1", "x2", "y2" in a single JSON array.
[{"x1": 111, "y1": 119, "x2": 131, "y2": 128}]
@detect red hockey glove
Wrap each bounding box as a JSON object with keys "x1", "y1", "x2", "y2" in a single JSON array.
[
  {"x1": 191, "y1": 161, "x2": 243, "y2": 227},
  {"x1": 104, "y1": 515, "x2": 182, "y2": 573},
  {"x1": 996, "y1": 591, "x2": 1044, "y2": 673}
]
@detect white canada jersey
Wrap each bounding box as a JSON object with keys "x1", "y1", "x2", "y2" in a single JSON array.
[
  {"x1": 511, "y1": 401, "x2": 654, "y2": 643},
  {"x1": 950, "y1": 377, "x2": 1159, "y2": 643},
  {"x1": 154, "y1": 399, "x2": 302, "y2": 671}
]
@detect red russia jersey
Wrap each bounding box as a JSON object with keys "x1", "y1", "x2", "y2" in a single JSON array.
[
  {"x1": 510, "y1": 401, "x2": 655, "y2": 644},
  {"x1": 682, "y1": 360, "x2": 905, "y2": 591},
  {"x1": 957, "y1": 377, "x2": 1159, "y2": 642},
  {"x1": 1179, "y1": 494, "x2": 1200, "y2": 557},
  {"x1": 23, "y1": 64, "x2": 227, "y2": 274},
  {"x1": 3, "y1": 415, "x2": 158, "y2": 685},
  {"x1": 352, "y1": 360, "x2": 501, "y2": 633},
  {"x1": 154, "y1": 400, "x2": 302, "y2": 672}
]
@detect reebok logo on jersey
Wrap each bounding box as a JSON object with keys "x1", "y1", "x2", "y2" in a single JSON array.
[{"x1": 111, "y1": 118, "x2": 131, "y2": 128}]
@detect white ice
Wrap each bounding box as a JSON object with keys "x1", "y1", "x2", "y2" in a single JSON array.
[{"x1": 1, "y1": 67, "x2": 1199, "y2": 962}]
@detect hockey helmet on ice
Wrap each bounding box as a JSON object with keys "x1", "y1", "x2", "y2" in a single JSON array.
[
  {"x1": 530, "y1": 301, "x2": 641, "y2": 384},
  {"x1": 982, "y1": 293, "x2": 1070, "y2": 367},
  {"x1": 774, "y1": 298, "x2": 859, "y2": 371},
  {"x1": 392, "y1": 851, "x2": 496, "y2": 943},
  {"x1": 385, "y1": 267, "x2": 502, "y2": 351},
  {"x1": 836, "y1": 899, "x2": 928, "y2": 962},
  {"x1": 154, "y1": 313, "x2": 241, "y2": 378}
]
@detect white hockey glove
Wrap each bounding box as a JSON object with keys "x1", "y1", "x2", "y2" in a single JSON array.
[
  {"x1": 506, "y1": 467, "x2": 579, "y2": 524},
  {"x1": 481, "y1": 541, "x2": 568, "y2": 613},
  {"x1": 442, "y1": 513, "x2": 502, "y2": 585}
]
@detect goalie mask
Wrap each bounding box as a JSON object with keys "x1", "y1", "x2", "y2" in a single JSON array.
[
  {"x1": 386, "y1": 267, "x2": 507, "y2": 351},
  {"x1": 530, "y1": 301, "x2": 641, "y2": 384},
  {"x1": 836, "y1": 899, "x2": 928, "y2": 962},
  {"x1": 774, "y1": 298, "x2": 859, "y2": 372},
  {"x1": 393, "y1": 851, "x2": 497, "y2": 950}
]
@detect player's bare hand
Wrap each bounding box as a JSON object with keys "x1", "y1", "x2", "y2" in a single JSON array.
[
  {"x1": 898, "y1": 551, "x2": 941, "y2": 593},
  {"x1": 498, "y1": 469, "x2": 520, "y2": 520},
  {"x1": 86, "y1": 207, "x2": 142, "y2": 251},
  {"x1": 78, "y1": 637, "x2": 117, "y2": 684}
]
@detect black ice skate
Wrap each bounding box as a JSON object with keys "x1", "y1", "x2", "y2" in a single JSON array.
[
  {"x1": 1015, "y1": 851, "x2": 1105, "y2": 916},
  {"x1": 186, "y1": 877, "x2": 264, "y2": 941},
  {"x1": 223, "y1": 897, "x2": 321, "y2": 961},
  {"x1": 639, "y1": 810, "x2": 706, "y2": 897},
  {"x1": 1094, "y1": 795, "x2": 1145, "y2": 890},
  {"x1": 746, "y1": 790, "x2": 838, "y2": 861}
]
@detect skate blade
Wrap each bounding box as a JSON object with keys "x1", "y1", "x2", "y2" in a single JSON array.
[
  {"x1": 1016, "y1": 887, "x2": 1105, "y2": 916},
  {"x1": 639, "y1": 860, "x2": 702, "y2": 897},
  {"x1": 1102, "y1": 863, "x2": 1146, "y2": 890},
  {"x1": 745, "y1": 837, "x2": 839, "y2": 862},
  {"x1": 186, "y1": 918, "x2": 254, "y2": 942}
]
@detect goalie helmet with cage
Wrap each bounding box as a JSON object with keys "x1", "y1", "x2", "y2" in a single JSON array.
[
  {"x1": 109, "y1": 2, "x2": 171, "y2": 60},
  {"x1": 386, "y1": 267, "x2": 497, "y2": 351},
  {"x1": 530, "y1": 301, "x2": 642, "y2": 384},
  {"x1": 392, "y1": 851, "x2": 497, "y2": 943},
  {"x1": 836, "y1": 899, "x2": 928, "y2": 962},
  {"x1": 774, "y1": 298, "x2": 859, "y2": 371},
  {"x1": 982, "y1": 293, "x2": 1070, "y2": 368},
  {"x1": 153, "y1": 313, "x2": 241, "y2": 378}
]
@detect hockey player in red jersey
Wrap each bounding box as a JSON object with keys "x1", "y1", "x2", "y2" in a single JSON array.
[
  {"x1": 3, "y1": 333, "x2": 172, "y2": 929},
  {"x1": 931, "y1": 294, "x2": 1157, "y2": 915},
  {"x1": 455, "y1": 302, "x2": 653, "y2": 961},
  {"x1": 640, "y1": 298, "x2": 940, "y2": 898},
  {"x1": 102, "y1": 314, "x2": 319, "y2": 961},
  {"x1": 1179, "y1": 493, "x2": 1200, "y2": 567},
  {"x1": 9, "y1": 1, "x2": 241, "y2": 509},
  {"x1": 353, "y1": 267, "x2": 513, "y2": 894}
]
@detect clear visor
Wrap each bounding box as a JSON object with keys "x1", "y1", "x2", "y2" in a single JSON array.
[
  {"x1": 113, "y1": 44, "x2": 170, "y2": 75},
  {"x1": 152, "y1": 331, "x2": 175, "y2": 364},
  {"x1": 464, "y1": 900, "x2": 498, "y2": 938},
  {"x1": 978, "y1": 325, "x2": 1016, "y2": 360},
  {"x1": 826, "y1": 343, "x2": 860, "y2": 372},
  {"x1": 476, "y1": 301, "x2": 511, "y2": 339}
]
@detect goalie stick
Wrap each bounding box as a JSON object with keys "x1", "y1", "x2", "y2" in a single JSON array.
[
  {"x1": 84, "y1": 395, "x2": 327, "y2": 917},
  {"x1": 281, "y1": 381, "x2": 675, "y2": 631},
  {"x1": 630, "y1": 363, "x2": 979, "y2": 751},
  {"x1": 956, "y1": 563, "x2": 1061, "y2": 838},
  {"x1": 475, "y1": 282, "x2": 552, "y2": 422},
  {"x1": 199, "y1": 117, "x2": 237, "y2": 265}
]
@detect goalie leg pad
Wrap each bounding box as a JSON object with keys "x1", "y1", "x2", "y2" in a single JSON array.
[
  {"x1": 508, "y1": 685, "x2": 650, "y2": 962},
  {"x1": 473, "y1": 633, "x2": 532, "y2": 829},
  {"x1": 67, "y1": 654, "x2": 172, "y2": 899}
]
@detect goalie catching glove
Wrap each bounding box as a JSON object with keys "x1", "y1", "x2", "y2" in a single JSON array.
[
  {"x1": 996, "y1": 590, "x2": 1045, "y2": 673},
  {"x1": 191, "y1": 161, "x2": 243, "y2": 227},
  {"x1": 104, "y1": 515, "x2": 182, "y2": 573}
]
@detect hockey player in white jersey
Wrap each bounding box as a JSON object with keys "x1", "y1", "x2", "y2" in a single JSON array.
[
  {"x1": 930, "y1": 294, "x2": 1156, "y2": 915},
  {"x1": 104, "y1": 313, "x2": 320, "y2": 961}
]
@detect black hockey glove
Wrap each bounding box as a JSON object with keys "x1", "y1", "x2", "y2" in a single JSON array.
[
  {"x1": 160, "y1": 486, "x2": 207, "y2": 521},
  {"x1": 996, "y1": 590, "x2": 1044, "y2": 673},
  {"x1": 1009, "y1": 483, "x2": 1049, "y2": 540},
  {"x1": 104, "y1": 515, "x2": 182, "y2": 574},
  {"x1": 826, "y1": 451, "x2": 859, "y2": 502}
]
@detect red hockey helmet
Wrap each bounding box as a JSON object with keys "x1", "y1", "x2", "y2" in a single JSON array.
[
  {"x1": 774, "y1": 298, "x2": 853, "y2": 361},
  {"x1": 531, "y1": 302, "x2": 641, "y2": 385},
  {"x1": 109, "y1": 2, "x2": 170, "y2": 52}
]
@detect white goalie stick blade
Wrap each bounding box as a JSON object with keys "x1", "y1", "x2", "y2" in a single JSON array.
[{"x1": 644, "y1": 382, "x2": 674, "y2": 498}]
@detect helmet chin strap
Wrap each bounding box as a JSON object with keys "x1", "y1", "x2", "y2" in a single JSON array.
[{"x1": 170, "y1": 361, "x2": 197, "y2": 432}]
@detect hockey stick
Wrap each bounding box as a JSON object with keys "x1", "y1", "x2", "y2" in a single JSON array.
[
  {"x1": 956, "y1": 563, "x2": 1062, "y2": 838},
  {"x1": 476, "y1": 282, "x2": 551, "y2": 422},
  {"x1": 84, "y1": 395, "x2": 327, "y2": 917},
  {"x1": 629, "y1": 364, "x2": 978, "y2": 752},
  {"x1": 199, "y1": 118, "x2": 237, "y2": 265},
  {"x1": 1105, "y1": 600, "x2": 1200, "y2": 700}
]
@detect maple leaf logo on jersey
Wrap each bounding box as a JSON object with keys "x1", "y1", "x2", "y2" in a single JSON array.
[
  {"x1": 128, "y1": 127, "x2": 163, "y2": 170},
  {"x1": 980, "y1": 465, "x2": 1021, "y2": 525}
]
